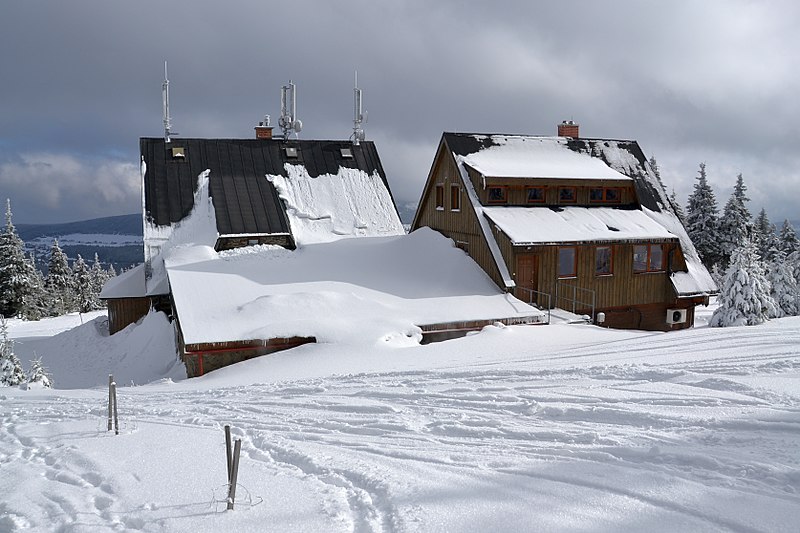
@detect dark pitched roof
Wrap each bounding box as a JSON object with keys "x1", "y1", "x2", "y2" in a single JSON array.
[
  {"x1": 141, "y1": 138, "x2": 391, "y2": 237},
  {"x1": 442, "y1": 132, "x2": 667, "y2": 213}
]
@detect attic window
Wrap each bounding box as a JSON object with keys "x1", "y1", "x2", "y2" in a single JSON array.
[
  {"x1": 558, "y1": 187, "x2": 577, "y2": 204},
  {"x1": 340, "y1": 148, "x2": 353, "y2": 158},
  {"x1": 487, "y1": 186, "x2": 507, "y2": 204},
  {"x1": 284, "y1": 147, "x2": 298, "y2": 158},
  {"x1": 171, "y1": 147, "x2": 186, "y2": 159}
]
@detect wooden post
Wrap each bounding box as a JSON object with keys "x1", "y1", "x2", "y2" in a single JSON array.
[
  {"x1": 111, "y1": 381, "x2": 119, "y2": 435},
  {"x1": 224, "y1": 425, "x2": 233, "y2": 484},
  {"x1": 107, "y1": 374, "x2": 113, "y2": 431},
  {"x1": 227, "y1": 439, "x2": 242, "y2": 510}
]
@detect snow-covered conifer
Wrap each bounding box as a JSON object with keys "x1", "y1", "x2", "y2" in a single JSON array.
[
  {"x1": 669, "y1": 189, "x2": 687, "y2": 226},
  {"x1": 768, "y1": 250, "x2": 799, "y2": 317},
  {"x1": 0, "y1": 199, "x2": 38, "y2": 318},
  {"x1": 710, "y1": 238, "x2": 777, "y2": 327},
  {"x1": 779, "y1": 219, "x2": 798, "y2": 255},
  {"x1": 0, "y1": 316, "x2": 25, "y2": 386},
  {"x1": 26, "y1": 357, "x2": 53, "y2": 389},
  {"x1": 648, "y1": 155, "x2": 664, "y2": 188},
  {"x1": 45, "y1": 239, "x2": 75, "y2": 316},
  {"x1": 685, "y1": 163, "x2": 723, "y2": 268},
  {"x1": 73, "y1": 254, "x2": 95, "y2": 313},
  {"x1": 753, "y1": 208, "x2": 778, "y2": 263},
  {"x1": 718, "y1": 173, "x2": 752, "y2": 267},
  {"x1": 20, "y1": 253, "x2": 46, "y2": 321},
  {"x1": 89, "y1": 254, "x2": 107, "y2": 310}
]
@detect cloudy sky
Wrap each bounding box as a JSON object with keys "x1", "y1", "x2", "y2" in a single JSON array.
[{"x1": 1, "y1": 1, "x2": 798, "y2": 225}]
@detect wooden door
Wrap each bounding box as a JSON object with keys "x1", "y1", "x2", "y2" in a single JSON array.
[{"x1": 515, "y1": 254, "x2": 538, "y2": 304}]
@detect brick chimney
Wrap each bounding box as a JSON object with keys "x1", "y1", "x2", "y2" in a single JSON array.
[
  {"x1": 557, "y1": 120, "x2": 579, "y2": 138},
  {"x1": 255, "y1": 115, "x2": 273, "y2": 139}
]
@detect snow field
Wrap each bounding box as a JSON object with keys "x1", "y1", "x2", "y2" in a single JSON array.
[{"x1": 1, "y1": 312, "x2": 799, "y2": 531}]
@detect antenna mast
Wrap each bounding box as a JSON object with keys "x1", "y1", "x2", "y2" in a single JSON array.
[
  {"x1": 279, "y1": 80, "x2": 302, "y2": 140},
  {"x1": 352, "y1": 71, "x2": 365, "y2": 145},
  {"x1": 162, "y1": 61, "x2": 172, "y2": 143}
]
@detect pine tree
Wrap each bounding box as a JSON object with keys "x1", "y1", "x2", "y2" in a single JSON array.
[
  {"x1": 710, "y1": 238, "x2": 777, "y2": 327},
  {"x1": 768, "y1": 250, "x2": 799, "y2": 317},
  {"x1": 753, "y1": 208, "x2": 778, "y2": 262},
  {"x1": 45, "y1": 239, "x2": 75, "y2": 316},
  {"x1": 0, "y1": 316, "x2": 25, "y2": 386},
  {"x1": 669, "y1": 189, "x2": 687, "y2": 226},
  {"x1": 685, "y1": 163, "x2": 723, "y2": 268},
  {"x1": 648, "y1": 155, "x2": 664, "y2": 188},
  {"x1": 779, "y1": 219, "x2": 799, "y2": 255},
  {"x1": 72, "y1": 255, "x2": 94, "y2": 313},
  {"x1": 20, "y1": 253, "x2": 46, "y2": 321},
  {"x1": 89, "y1": 254, "x2": 107, "y2": 310},
  {"x1": 0, "y1": 199, "x2": 38, "y2": 318},
  {"x1": 26, "y1": 357, "x2": 53, "y2": 389},
  {"x1": 718, "y1": 173, "x2": 752, "y2": 267}
]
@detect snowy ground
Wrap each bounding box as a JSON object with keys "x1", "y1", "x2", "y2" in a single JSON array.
[{"x1": 2, "y1": 307, "x2": 799, "y2": 532}]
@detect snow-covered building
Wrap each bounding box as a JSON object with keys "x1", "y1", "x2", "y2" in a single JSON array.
[
  {"x1": 103, "y1": 128, "x2": 543, "y2": 376},
  {"x1": 412, "y1": 124, "x2": 716, "y2": 331}
]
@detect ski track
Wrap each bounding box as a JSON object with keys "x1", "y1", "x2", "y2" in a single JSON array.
[{"x1": 1, "y1": 323, "x2": 799, "y2": 531}]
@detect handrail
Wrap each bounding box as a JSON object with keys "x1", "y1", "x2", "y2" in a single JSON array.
[
  {"x1": 515, "y1": 287, "x2": 551, "y2": 324},
  {"x1": 555, "y1": 281, "x2": 596, "y2": 323}
]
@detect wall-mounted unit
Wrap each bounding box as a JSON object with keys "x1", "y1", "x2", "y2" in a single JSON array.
[{"x1": 666, "y1": 308, "x2": 687, "y2": 325}]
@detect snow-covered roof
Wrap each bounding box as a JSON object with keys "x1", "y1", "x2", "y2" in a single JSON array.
[
  {"x1": 267, "y1": 164, "x2": 404, "y2": 246},
  {"x1": 100, "y1": 263, "x2": 145, "y2": 299},
  {"x1": 483, "y1": 206, "x2": 676, "y2": 245},
  {"x1": 165, "y1": 228, "x2": 543, "y2": 346},
  {"x1": 460, "y1": 135, "x2": 631, "y2": 181}
]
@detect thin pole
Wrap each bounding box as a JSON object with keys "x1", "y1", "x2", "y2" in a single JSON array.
[
  {"x1": 227, "y1": 439, "x2": 242, "y2": 510},
  {"x1": 107, "y1": 375, "x2": 113, "y2": 431},
  {"x1": 224, "y1": 425, "x2": 233, "y2": 484},
  {"x1": 111, "y1": 382, "x2": 119, "y2": 435}
]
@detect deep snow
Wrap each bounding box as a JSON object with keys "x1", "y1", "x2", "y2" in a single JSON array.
[{"x1": 2, "y1": 306, "x2": 799, "y2": 532}]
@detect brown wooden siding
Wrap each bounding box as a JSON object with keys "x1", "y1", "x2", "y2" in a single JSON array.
[
  {"x1": 107, "y1": 297, "x2": 151, "y2": 335},
  {"x1": 215, "y1": 233, "x2": 294, "y2": 251},
  {"x1": 181, "y1": 337, "x2": 316, "y2": 377}
]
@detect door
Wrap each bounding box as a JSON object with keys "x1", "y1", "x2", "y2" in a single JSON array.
[{"x1": 515, "y1": 254, "x2": 539, "y2": 305}]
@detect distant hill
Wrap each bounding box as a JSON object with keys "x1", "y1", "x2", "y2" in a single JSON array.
[{"x1": 17, "y1": 214, "x2": 143, "y2": 272}]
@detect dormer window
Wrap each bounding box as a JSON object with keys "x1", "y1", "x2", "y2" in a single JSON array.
[
  {"x1": 558, "y1": 187, "x2": 576, "y2": 204},
  {"x1": 590, "y1": 187, "x2": 622, "y2": 204},
  {"x1": 487, "y1": 186, "x2": 507, "y2": 204},
  {"x1": 526, "y1": 187, "x2": 545, "y2": 204}
]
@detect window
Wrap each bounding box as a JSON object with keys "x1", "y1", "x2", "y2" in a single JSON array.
[
  {"x1": 558, "y1": 247, "x2": 577, "y2": 278},
  {"x1": 487, "y1": 186, "x2": 507, "y2": 204},
  {"x1": 435, "y1": 185, "x2": 444, "y2": 209},
  {"x1": 284, "y1": 146, "x2": 298, "y2": 158},
  {"x1": 590, "y1": 187, "x2": 622, "y2": 203},
  {"x1": 526, "y1": 187, "x2": 545, "y2": 204},
  {"x1": 633, "y1": 244, "x2": 665, "y2": 273},
  {"x1": 595, "y1": 246, "x2": 613, "y2": 275},
  {"x1": 450, "y1": 185, "x2": 461, "y2": 211},
  {"x1": 340, "y1": 148, "x2": 353, "y2": 158},
  {"x1": 558, "y1": 187, "x2": 577, "y2": 203}
]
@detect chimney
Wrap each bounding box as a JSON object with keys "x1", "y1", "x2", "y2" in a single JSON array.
[
  {"x1": 557, "y1": 120, "x2": 579, "y2": 138},
  {"x1": 255, "y1": 115, "x2": 273, "y2": 139}
]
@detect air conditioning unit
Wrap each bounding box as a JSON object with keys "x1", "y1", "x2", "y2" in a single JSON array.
[{"x1": 666, "y1": 308, "x2": 687, "y2": 325}]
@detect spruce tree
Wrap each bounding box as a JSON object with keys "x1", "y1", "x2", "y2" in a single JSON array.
[
  {"x1": 685, "y1": 163, "x2": 723, "y2": 268},
  {"x1": 710, "y1": 238, "x2": 777, "y2": 326},
  {"x1": 753, "y1": 208, "x2": 778, "y2": 262},
  {"x1": 45, "y1": 239, "x2": 75, "y2": 316},
  {"x1": 669, "y1": 189, "x2": 687, "y2": 226},
  {"x1": 718, "y1": 173, "x2": 752, "y2": 267},
  {"x1": 26, "y1": 357, "x2": 53, "y2": 389},
  {"x1": 0, "y1": 199, "x2": 37, "y2": 318},
  {"x1": 768, "y1": 250, "x2": 799, "y2": 317},
  {"x1": 20, "y1": 253, "x2": 46, "y2": 321},
  {"x1": 89, "y1": 254, "x2": 107, "y2": 310},
  {"x1": 73, "y1": 255, "x2": 95, "y2": 313},
  {"x1": 0, "y1": 316, "x2": 25, "y2": 386},
  {"x1": 779, "y1": 219, "x2": 799, "y2": 255},
  {"x1": 648, "y1": 155, "x2": 664, "y2": 188}
]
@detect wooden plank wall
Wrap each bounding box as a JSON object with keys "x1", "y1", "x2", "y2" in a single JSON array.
[
  {"x1": 414, "y1": 150, "x2": 506, "y2": 288},
  {"x1": 107, "y1": 297, "x2": 151, "y2": 335}
]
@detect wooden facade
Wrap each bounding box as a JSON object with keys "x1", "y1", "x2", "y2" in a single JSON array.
[
  {"x1": 105, "y1": 294, "x2": 173, "y2": 335},
  {"x1": 412, "y1": 133, "x2": 710, "y2": 332}
]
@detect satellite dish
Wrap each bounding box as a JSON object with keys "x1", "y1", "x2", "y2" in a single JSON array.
[{"x1": 293, "y1": 119, "x2": 303, "y2": 133}]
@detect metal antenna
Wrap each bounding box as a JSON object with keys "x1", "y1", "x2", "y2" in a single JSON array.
[
  {"x1": 352, "y1": 71, "x2": 365, "y2": 145},
  {"x1": 162, "y1": 61, "x2": 172, "y2": 143},
  {"x1": 279, "y1": 80, "x2": 302, "y2": 140}
]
